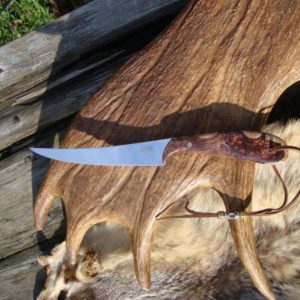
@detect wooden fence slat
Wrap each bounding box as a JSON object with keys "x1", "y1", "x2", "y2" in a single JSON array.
[
  {"x1": 0, "y1": 236, "x2": 62, "y2": 300},
  {"x1": 0, "y1": 245, "x2": 43, "y2": 300},
  {"x1": 0, "y1": 124, "x2": 68, "y2": 259},
  {"x1": 0, "y1": 0, "x2": 184, "y2": 107},
  {"x1": 0, "y1": 56, "x2": 120, "y2": 151},
  {"x1": 0, "y1": 10, "x2": 179, "y2": 151}
]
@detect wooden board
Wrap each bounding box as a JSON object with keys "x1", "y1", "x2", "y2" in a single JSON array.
[
  {"x1": 0, "y1": 237, "x2": 63, "y2": 300},
  {"x1": 0, "y1": 56, "x2": 119, "y2": 151},
  {"x1": 0, "y1": 0, "x2": 185, "y2": 108},
  {"x1": 0, "y1": 5, "x2": 182, "y2": 151},
  {"x1": 0, "y1": 123, "x2": 67, "y2": 259}
]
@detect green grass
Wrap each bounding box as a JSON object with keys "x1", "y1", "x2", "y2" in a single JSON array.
[{"x1": 0, "y1": 0, "x2": 54, "y2": 46}]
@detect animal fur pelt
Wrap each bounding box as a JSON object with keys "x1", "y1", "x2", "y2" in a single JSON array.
[{"x1": 37, "y1": 120, "x2": 300, "y2": 300}]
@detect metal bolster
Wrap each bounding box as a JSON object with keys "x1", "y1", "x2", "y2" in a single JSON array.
[{"x1": 217, "y1": 211, "x2": 247, "y2": 220}]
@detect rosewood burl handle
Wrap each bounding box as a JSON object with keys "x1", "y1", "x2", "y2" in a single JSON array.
[{"x1": 163, "y1": 131, "x2": 286, "y2": 164}]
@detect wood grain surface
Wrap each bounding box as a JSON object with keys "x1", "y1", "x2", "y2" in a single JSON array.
[
  {"x1": 0, "y1": 1, "x2": 184, "y2": 151},
  {"x1": 0, "y1": 123, "x2": 67, "y2": 259},
  {"x1": 0, "y1": 237, "x2": 63, "y2": 300},
  {"x1": 0, "y1": 0, "x2": 183, "y2": 103},
  {"x1": 33, "y1": 1, "x2": 300, "y2": 299},
  {"x1": 0, "y1": 0, "x2": 184, "y2": 107}
]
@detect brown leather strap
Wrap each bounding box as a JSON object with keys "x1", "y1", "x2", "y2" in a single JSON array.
[{"x1": 157, "y1": 145, "x2": 300, "y2": 221}]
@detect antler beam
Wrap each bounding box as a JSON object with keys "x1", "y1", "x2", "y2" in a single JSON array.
[{"x1": 34, "y1": 1, "x2": 300, "y2": 299}]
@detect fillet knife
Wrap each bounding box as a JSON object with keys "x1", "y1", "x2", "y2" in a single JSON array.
[{"x1": 30, "y1": 131, "x2": 287, "y2": 166}]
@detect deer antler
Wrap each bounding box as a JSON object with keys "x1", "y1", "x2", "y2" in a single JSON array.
[{"x1": 34, "y1": 1, "x2": 300, "y2": 299}]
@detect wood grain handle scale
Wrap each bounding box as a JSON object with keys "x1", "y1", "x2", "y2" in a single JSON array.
[{"x1": 163, "y1": 131, "x2": 286, "y2": 164}]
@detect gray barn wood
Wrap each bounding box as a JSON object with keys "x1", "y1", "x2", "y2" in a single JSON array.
[
  {"x1": 0, "y1": 237, "x2": 63, "y2": 300},
  {"x1": 0, "y1": 2, "x2": 184, "y2": 151},
  {"x1": 0, "y1": 124, "x2": 66, "y2": 259},
  {"x1": 0, "y1": 0, "x2": 184, "y2": 108},
  {"x1": 0, "y1": 57, "x2": 119, "y2": 151}
]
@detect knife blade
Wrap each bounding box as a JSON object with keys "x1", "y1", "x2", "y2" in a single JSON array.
[
  {"x1": 30, "y1": 131, "x2": 287, "y2": 166},
  {"x1": 31, "y1": 139, "x2": 171, "y2": 166}
]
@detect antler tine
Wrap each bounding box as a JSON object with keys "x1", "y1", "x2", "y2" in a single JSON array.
[
  {"x1": 131, "y1": 192, "x2": 179, "y2": 289},
  {"x1": 216, "y1": 159, "x2": 275, "y2": 300},
  {"x1": 132, "y1": 216, "x2": 157, "y2": 289},
  {"x1": 63, "y1": 193, "x2": 164, "y2": 290},
  {"x1": 34, "y1": 188, "x2": 57, "y2": 230},
  {"x1": 229, "y1": 218, "x2": 275, "y2": 300},
  {"x1": 34, "y1": 161, "x2": 63, "y2": 230},
  {"x1": 66, "y1": 219, "x2": 96, "y2": 266}
]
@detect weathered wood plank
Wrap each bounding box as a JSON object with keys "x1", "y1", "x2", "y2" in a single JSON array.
[
  {"x1": 0, "y1": 122, "x2": 69, "y2": 259},
  {"x1": 0, "y1": 15, "x2": 177, "y2": 151},
  {"x1": 0, "y1": 0, "x2": 185, "y2": 107},
  {"x1": 0, "y1": 58, "x2": 118, "y2": 151},
  {"x1": 0, "y1": 237, "x2": 62, "y2": 300},
  {"x1": 9, "y1": 12, "x2": 176, "y2": 108}
]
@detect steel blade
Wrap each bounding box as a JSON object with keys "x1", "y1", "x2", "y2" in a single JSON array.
[{"x1": 31, "y1": 139, "x2": 171, "y2": 166}]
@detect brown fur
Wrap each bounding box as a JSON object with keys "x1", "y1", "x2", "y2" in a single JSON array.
[{"x1": 37, "y1": 120, "x2": 300, "y2": 300}]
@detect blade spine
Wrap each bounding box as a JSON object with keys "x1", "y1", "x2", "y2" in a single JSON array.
[{"x1": 31, "y1": 138, "x2": 171, "y2": 151}]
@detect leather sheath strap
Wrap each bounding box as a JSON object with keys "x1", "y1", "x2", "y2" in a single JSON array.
[{"x1": 157, "y1": 145, "x2": 300, "y2": 221}]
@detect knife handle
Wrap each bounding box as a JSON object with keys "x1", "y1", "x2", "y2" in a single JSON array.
[{"x1": 162, "y1": 131, "x2": 287, "y2": 164}]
